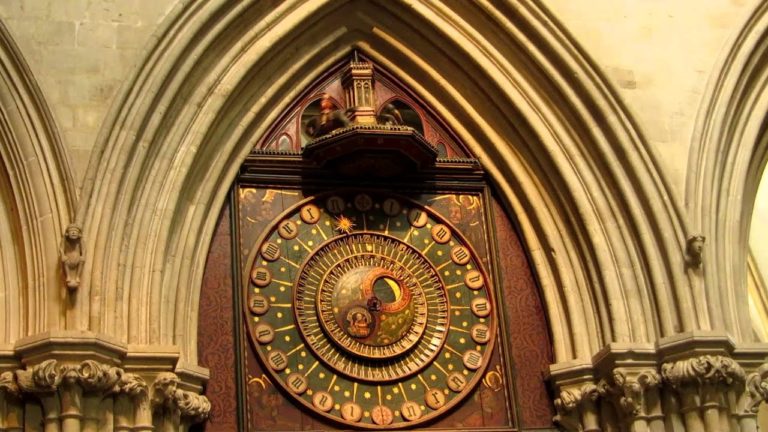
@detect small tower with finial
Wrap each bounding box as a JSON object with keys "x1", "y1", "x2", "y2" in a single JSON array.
[{"x1": 342, "y1": 51, "x2": 377, "y2": 124}]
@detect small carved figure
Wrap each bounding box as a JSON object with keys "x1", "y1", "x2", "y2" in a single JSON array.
[
  {"x1": 61, "y1": 224, "x2": 85, "y2": 291},
  {"x1": 685, "y1": 235, "x2": 705, "y2": 268},
  {"x1": 377, "y1": 103, "x2": 404, "y2": 126},
  {"x1": 304, "y1": 94, "x2": 350, "y2": 138}
]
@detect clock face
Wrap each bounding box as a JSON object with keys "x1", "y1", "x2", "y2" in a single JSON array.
[{"x1": 243, "y1": 191, "x2": 496, "y2": 429}]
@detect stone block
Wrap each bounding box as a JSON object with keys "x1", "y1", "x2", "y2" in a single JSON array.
[
  {"x1": 116, "y1": 23, "x2": 147, "y2": 49},
  {"x1": 76, "y1": 21, "x2": 116, "y2": 49},
  {"x1": 32, "y1": 20, "x2": 76, "y2": 47},
  {"x1": 49, "y1": 0, "x2": 88, "y2": 21}
]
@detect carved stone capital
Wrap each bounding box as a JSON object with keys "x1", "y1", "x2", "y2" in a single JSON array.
[
  {"x1": 599, "y1": 367, "x2": 661, "y2": 417},
  {"x1": 553, "y1": 383, "x2": 600, "y2": 431},
  {"x1": 77, "y1": 360, "x2": 122, "y2": 394},
  {"x1": 116, "y1": 372, "x2": 148, "y2": 398},
  {"x1": 745, "y1": 363, "x2": 768, "y2": 413},
  {"x1": 151, "y1": 372, "x2": 210, "y2": 424},
  {"x1": 0, "y1": 370, "x2": 21, "y2": 399},
  {"x1": 661, "y1": 354, "x2": 745, "y2": 390},
  {"x1": 15, "y1": 359, "x2": 62, "y2": 394}
]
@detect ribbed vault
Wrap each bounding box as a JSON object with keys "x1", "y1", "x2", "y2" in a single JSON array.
[{"x1": 77, "y1": 0, "x2": 690, "y2": 366}]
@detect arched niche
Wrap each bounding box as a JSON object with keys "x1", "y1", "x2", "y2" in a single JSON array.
[
  {"x1": 196, "y1": 55, "x2": 555, "y2": 429},
  {"x1": 76, "y1": 0, "x2": 689, "y2": 379}
]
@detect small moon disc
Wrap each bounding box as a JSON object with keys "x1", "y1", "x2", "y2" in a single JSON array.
[
  {"x1": 447, "y1": 372, "x2": 468, "y2": 392},
  {"x1": 471, "y1": 323, "x2": 491, "y2": 344},
  {"x1": 300, "y1": 203, "x2": 321, "y2": 224},
  {"x1": 260, "y1": 241, "x2": 281, "y2": 262},
  {"x1": 382, "y1": 198, "x2": 401, "y2": 216},
  {"x1": 354, "y1": 193, "x2": 373, "y2": 212},
  {"x1": 254, "y1": 323, "x2": 274, "y2": 344},
  {"x1": 267, "y1": 350, "x2": 288, "y2": 371},
  {"x1": 250, "y1": 267, "x2": 271, "y2": 287},
  {"x1": 462, "y1": 349, "x2": 483, "y2": 371},
  {"x1": 450, "y1": 246, "x2": 471, "y2": 265},
  {"x1": 424, "y1": 388, "x2": 447, "y2": 410},
  {"x1": 464, "y1": 270, "x2": 484, "y2": 290},
  {"x1": 430, "y1": 224, "x2": 452, "y2": 244},
  {"x1": 277, "y1": 220, "x2": 298, "y2": 240},
  {"x1": 312, "y1": 391, "x2": 334, "y2": 412},
  {"x1": 401, "y1": 400, "x2": 422, "y2": 421},
  {"x1": 371, "y1": 405, "x2": 394, "y2": 425},
  {"x1": 471, "y1": 297, "x2": 491, "y2": 318},
  {"x1": 248, "y1": 294, "x2": 270, "y2": 315},
  {"x1": 408, "y1": 208, "x2": 428, "y2": 228},
  {"x1": 326, "y1": 196, "x2": 345, "y2": 214},
  {"x1": 341, "y1": 401, "x2": 363, "y2": 422},
  {"x1": 285, "y1": 373, "x2": 308, "y2": 395}
]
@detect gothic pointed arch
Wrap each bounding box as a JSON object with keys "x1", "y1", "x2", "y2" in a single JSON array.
[
  {"x1": 688, "y1": 0, "x2": 768, "y2": 342},
  {"x1": 77, "y1": 0, "x2": 689, "y2": 372},
  {"x1": 0, "y1": 21, "x2": 77, "y2": 344}
]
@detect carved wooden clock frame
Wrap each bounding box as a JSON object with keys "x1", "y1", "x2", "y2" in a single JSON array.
[{"x1": 226, "y1": 55, "x2": 538, "y2": 430}]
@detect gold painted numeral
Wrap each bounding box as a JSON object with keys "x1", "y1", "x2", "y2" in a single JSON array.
[
  {"x1": 300, "y1": 203, "x2": 321, "y2": 224},
  {"x1": 260, "y1": 242, "x2": 281, "y2": 262},
  {"x1": 250, "y1": 267, "x2": 272, "y2": 287},
  {"x1": 278, "y1": 220, "x2": 298, "y2": 239},
  {"x1": 430, "y1": 224, "x2": 451, "y2": 244}
]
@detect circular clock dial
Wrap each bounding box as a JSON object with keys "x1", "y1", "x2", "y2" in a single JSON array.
[{"x1": 244, "y1": 191, "x2": 496, "y2": 429}]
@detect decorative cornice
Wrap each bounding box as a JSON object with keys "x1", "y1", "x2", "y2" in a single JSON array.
[{"x1": 662, "y1": 355, "x2": 745, "y2": 389}]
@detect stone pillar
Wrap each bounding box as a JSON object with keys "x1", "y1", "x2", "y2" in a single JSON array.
[
  {"x1": 114, "y1": 372, "x2": 152, "y2": 432},
  {"x1": 599, "y1": 368, "x2": 663, "y2": 432},
  {"x1": 15, "y1": 360, "x2": 62, "y2": 432},
  {"x1": 0, "y1": 371, "x2": 24, "y2": 431},
  {"x1": 151, "y1": 372, "x2": 211, "y2": 432},
  {"x1": 554, "y1": 382, "x2": 602, "y2": 432},
  {"x1": 77, "y1": 360, "x2": 121, "y2": 432}
]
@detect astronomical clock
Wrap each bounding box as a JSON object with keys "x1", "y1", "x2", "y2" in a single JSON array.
[{"x1": 208, "y1": 55, "x2": 554, "y2": 430}]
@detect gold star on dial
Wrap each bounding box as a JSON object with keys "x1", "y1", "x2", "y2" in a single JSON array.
[{"x1": 334, "y1": 215, "x2": 355, "y2": 234}]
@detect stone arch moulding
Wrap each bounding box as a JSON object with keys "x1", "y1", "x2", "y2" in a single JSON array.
[
  {"x1": 687, "y1": 0, "x2": 768, "y2": 343},
  {"x1": 77, "y1": 0, "x2": 689, "y2": 380},
  {"x1": 0, "y1": 21, "x2": 77, "y2": 346}
]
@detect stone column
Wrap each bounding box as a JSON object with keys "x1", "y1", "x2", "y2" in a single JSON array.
[
  {"x1": 151, "y1": 372, "x2": 211, "y2": 432},
  {"x1": 599, "y1": 368, "x2": 663, "y2": 432},
  {"x1": 15, "y1": 360, "x2": 62, "y2": 432},
  {"x1": 114, "y1": 372, "x2": 151, "y2": 432},
  {"x1": 77, "y1": 360, "x2": 121, "y2": 432},
  {"x1": 555, "y1": 383, "x2": 602, "y2": 432},
  {"x1": 0, "y1": 371, "x2": 23, "y2": 431}
]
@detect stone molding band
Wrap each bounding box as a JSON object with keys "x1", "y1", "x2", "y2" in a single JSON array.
[
  {"x1": 0, "y1": 360, "x2": 210, "y2": 432},
  {"x1": 552, "y1": 354, "x2": 768, "y2": 432}
]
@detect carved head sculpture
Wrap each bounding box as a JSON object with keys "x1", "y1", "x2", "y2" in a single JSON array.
[
  {"x1": 65, "y1": 224, "x2": 82, "y2": 241},
  {"x1": 686, "y1": 235, "x2": 705, "y2": 267}
]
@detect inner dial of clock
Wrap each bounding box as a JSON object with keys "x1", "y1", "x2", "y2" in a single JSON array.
[
  {"x1": 298, "y1": 233, "x2": 447, "y2": 380},
  {"x1": 244, "y1": 192, "x2": 496, "y2": 429}
]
